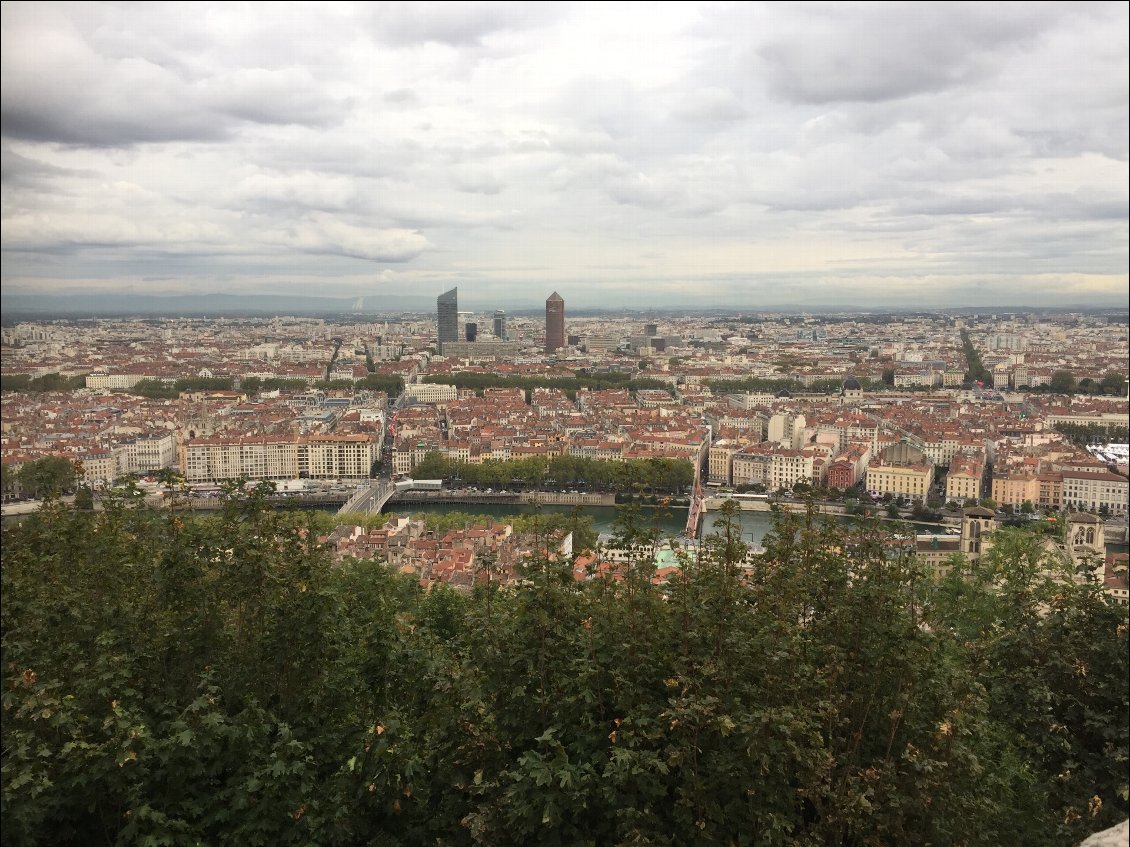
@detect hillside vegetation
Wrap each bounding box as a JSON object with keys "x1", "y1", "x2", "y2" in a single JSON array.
[{"x1": 2, "y1": 492, "x2": 1126, "y2": 846}]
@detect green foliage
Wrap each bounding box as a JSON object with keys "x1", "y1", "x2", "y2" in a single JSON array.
[
  {"x1": 15, "y1": 456, "x2": 78, "y2": 499},
  {"x1": 1054, "y1": 421, "x2": 1130, "y2": 447},
  {"x1": 411, "y1": 451, "x2": 694, "y2": 494},
  {"x1": 2, "y1": 498, "x2": 1126, "y2": 846},
  {"x1": 131, "y1": 376, "x2": 236, "y2": 399},
  {"x1": 240, "y1": 377, "x2": 316, "y2": 394},
  {"x1": 705, "y1": 376, "x2": 855, "y2": 395},
  {"x1": 357, "y1": 374, "x2": 405, "y2": 397},
  {"x1": 1100, "y1": 371, "x2": 1126, "y2": 395},
  {"x1": 1050, "y1": 370, "x2": 1077, "y2": 395},
  {"x1": 72, "y1": 485, "x2": 95, "y2": 510},
  {"x1": 960, "y1": 329, "x2": 994, "y2": 387},
  {"x1": 0, "y1": 373, "x2": 86, "y2": 393},
  {"x1": 422, "y1": 370, "x2": 671, "y2": 398}
]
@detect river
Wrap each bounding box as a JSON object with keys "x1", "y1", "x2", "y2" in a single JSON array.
[{"x1": 375, "y1": 501, "x2": 956, "y2": 549}]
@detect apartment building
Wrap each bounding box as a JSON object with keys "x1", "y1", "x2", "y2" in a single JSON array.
[
  {"x1": 1062, "y1": 470, "x2": 1128, "y2": 515},
  {"x1": 946, "y1": 450, "x2": 986, "y2": 503},
  {"x1": 184, "y1": 433, "x2": 379, "y2": 483}
]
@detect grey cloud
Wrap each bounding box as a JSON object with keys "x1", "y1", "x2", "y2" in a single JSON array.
[
  {"x1": 384, "y1": 88, "x2": 419, "y2": 105},
  {"x1": 605, "y1": 172, "x2": 683, "y2": 209},
  {"x1": 202, "y1": 68, "x2": 350, "y2": 128},
  {"x1": 757, "y1": 3, "x2": 1065, "y2": 105},
  {"x1": 893, "y1": 193, "x2": 1022, "y2": 217},
  {"x1": 671, "y1": 88, "x2": 747, "y2": 123},
  {"x1": 367, "y1": 1, "x2": 561, "y2": 46},
  {"x1": 0, "y1": 8, "x2": 350, "y2": 147},
  {"x1": 295, "y1": 229, "x2": 429, "y2": 263},
  {"x1": 1, "y1": 3, "x2": 1124, "y2": 306},
  {"x1": 888, "y1": 188, "x2": 1129, "y2": 223},
  {"x1": 451, "y1": 166, "x2": 504, "y2": 195},
  {"x1": 0, "y1": 147, "x2": 96, "y2": 187}
]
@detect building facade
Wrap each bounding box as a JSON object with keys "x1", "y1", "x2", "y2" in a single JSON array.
[
  {"x1": 183, "y1": 433, "x2": 379, "y2": 483},
  {"x1": 1061, "y1": 470, "x2": 1128, "y2": 515},
  {"x1": 436, "y1": 288, "x2": 459, "y2": 353},
  {"x1": 545, "y1": 292, "x2": 565, "y2": 352}
]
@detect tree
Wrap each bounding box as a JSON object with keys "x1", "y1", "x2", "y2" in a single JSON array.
[
  {"x1": 2, "y1": 494, "x2": 1126, "y2": 846},
  {"x1": 1050, "y1": 370, "x2": 1076, "y2": 394},
  {"x1": 16, "y1": 456, "x2": 78, "y2": 499},
  {"x1": 1100, "y1": 371, "x2": 1126, "y2": 396},
  {"x1": 73, "y1": 485, "x2": 95, "y2": 510}
]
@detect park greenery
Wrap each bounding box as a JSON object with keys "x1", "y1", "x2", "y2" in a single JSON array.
[
  {"x1": 2, "y1": 489, "x2": 1127, "y2": 847},
  {"x1": 960, "y1": 329, "x2": 994, "y2": 387},
  {"x1": 129, "y1": 374, "x2": 406, "y2": 400},
  {"x1": 703, "y1": 376, "x2": 871, "y2": 395},
  {"x1": 0, "y1": 373, "x2": 87, "y2": 393},
  {"x1": 409, "y1": 452, "x2": 695, "y2": 494},
  {"x1": 422, "y1": 370, "x2": 673, "y2": 399},
  {"x1": 1054, "y1": 421, "x2": 1130, "y2": 447}
]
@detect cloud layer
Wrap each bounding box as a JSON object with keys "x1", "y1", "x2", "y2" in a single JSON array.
[{"x1": 2, "y1": 1, "x2": 1127, "y2": 309}]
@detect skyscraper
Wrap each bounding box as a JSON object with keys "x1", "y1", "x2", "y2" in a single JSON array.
[
  {"x1": 545, "y1": 291, "x2": 565, "y2": 352},
  {"x1": 493, "y1": 309, "x2": 506, "y2": 340},
  {"x1": 436, "y1": 287, "x2": 458, "y2": 352}
]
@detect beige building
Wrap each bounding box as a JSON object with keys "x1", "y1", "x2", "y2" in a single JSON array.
[
  {"x1": 116, "y1": 433, "x2": 179, "y2": 476},
  {"x1": 946, "y1": 450, "x2": 986, "y2": 503},
  {"x1": 403, "y1": 383, "x2": 459, "y2": 405},
  {"x1": 731, "y1": 446, "x2": 772, "y2": 488},
  {"x1": 76, "y1": 450, "x2": 117, "y2": 486},
  {"x1": 767, "y1": 412, "x2": 807, "y2": 449},
  {"x1": 85, "y1": 372, "x2": 148, "y2": 390},
  {"x1": 867, "y1": 460, "x2": 934, "y2": 499},
  {"x1": 991, "y1": 471, "x2": 1039, "y2": 510},
  {"x1": 184, "y1": 433, "x2": 379, "y2": 483},
  {"x1": 866, "y1": 442, "x2": 935, "y2": 499},
  {"x1": 708, "y1": 441, "x2": 742, "y2": 485}
]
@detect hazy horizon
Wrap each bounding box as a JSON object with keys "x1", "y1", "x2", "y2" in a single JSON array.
[{"x1": 2, "y1": 2, "x2": 1128, "y2": 309}]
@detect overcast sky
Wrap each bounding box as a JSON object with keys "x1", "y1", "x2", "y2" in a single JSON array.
[{"x1": 2, "y1": 1, "x2": 1127, "y2": 310}]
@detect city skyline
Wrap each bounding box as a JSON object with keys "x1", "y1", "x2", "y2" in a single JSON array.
[{"x1": 2, "y1": 2, "x2": 1128, "y2": 310}]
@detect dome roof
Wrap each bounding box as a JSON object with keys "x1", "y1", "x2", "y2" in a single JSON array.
[
  {"x1": 841, "y1": 376, "x2": 862, "y2": 391},
  {"x1": 775, "y1": 388, "x2": 792, "y2": 398}
]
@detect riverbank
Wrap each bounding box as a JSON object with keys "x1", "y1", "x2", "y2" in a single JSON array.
[
  {"x1": 394, "y1": 490, "x2": 616, "y2": 507},
  {"x1": 703, "y1": 495, "x2": 963, "y2": 528}
]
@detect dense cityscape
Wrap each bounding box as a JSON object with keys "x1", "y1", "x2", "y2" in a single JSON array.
[
  {"x1": 2, "y1": 297, "x2": 1127, "y2": 596},
  {"x1": 3, "y1": 2, "x2": 1128, "y2": 844}
]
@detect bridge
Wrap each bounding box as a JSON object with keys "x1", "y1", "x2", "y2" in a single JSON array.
[{"x1": 337, "y1": 480, "x2": 396, "y2": 516}]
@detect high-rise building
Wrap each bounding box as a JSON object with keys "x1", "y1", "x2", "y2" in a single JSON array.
[
  {"x1": 465, "y1": 322, "x2": 478, "y2": 342},
  {"x1": 493, "y1": 310, "x2": 506, "y2": 340},
  {"x1": 644, "y1": 323, "x2": 659, "y2": 337},
  {"x1": 436, "y1": 287, "x2": 458, "y2": 352},
  {"x1": 545, "y1": 291, "x2": 565, "y2": 352}
]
